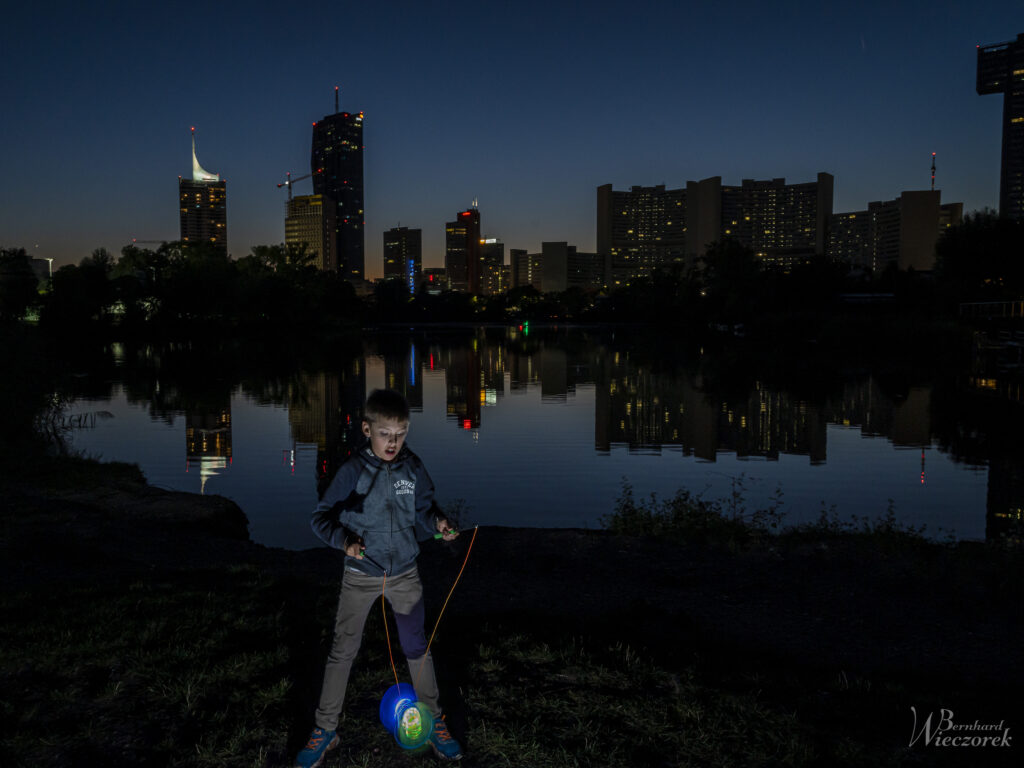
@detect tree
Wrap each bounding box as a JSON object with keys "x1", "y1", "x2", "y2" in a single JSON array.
[
  {"x1": 934, "y1": 210, "x2": 1024, "y2": 303},
  {"x1": 0, "y1": 247, "x2": 39, "y2": 323},
  {"x1": 699, "y1": 239, "x2": 763, "y2": 326}
]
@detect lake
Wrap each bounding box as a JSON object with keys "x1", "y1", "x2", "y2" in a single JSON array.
[{"x1": 58, "y1": 326, "x2": 1018, "y2": 549}]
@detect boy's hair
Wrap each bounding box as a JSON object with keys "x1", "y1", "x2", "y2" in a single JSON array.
[{"x1": 364, "y1": 388, "x2": 410, "y2": 424}]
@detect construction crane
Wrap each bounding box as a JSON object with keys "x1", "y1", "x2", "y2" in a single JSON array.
[{"x1": 277, "y1": 168, "x2": 323, "y2": 201}]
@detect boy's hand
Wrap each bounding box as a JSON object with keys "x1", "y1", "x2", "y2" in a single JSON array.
[
  {"x1": 345, "y1": 537, "x2": 365, "y2": 558},
  {"x1": 436, "y1": 518, "x2": 459, "y2": 541}
]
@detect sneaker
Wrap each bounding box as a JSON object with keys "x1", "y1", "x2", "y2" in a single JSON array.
[
  {"x1": 294, "y1": 727, "x2": 339, "y2": 768},
  {"x1": 429, "y1": 716, "x2": 463, "y2": 761}
]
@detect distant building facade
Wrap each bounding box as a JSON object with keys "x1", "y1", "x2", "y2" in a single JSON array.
[
  {"x1": 597, "y1": 184, "x2": 686, "y2": 288},
  {"x1": 445, "y1": 209, "x2": 481, "y2": 292},
  {"x1": 512, "y1": 242, "x2": 603, "y2": 293},
  {"x1": 479, "y1": 238, "x2": 505, "y2": 295},
  {"x1": 716, "y1": 174, "x2": 833, "y2": 270},
  {"x1": 383, "y1": 227, "x2": 422, "y2": 293},
  {"x1": 977, "y1": 33, "x2": 1024, "y2": 221},
  {"x1": 511, "y1": 248, "x2": 542, "y2": 291},
  {"x1": 829, "y1": 191, "x2": 964, "y2": 272},
  {"x1": 285, "y1": 194, "x2": 337, "y2": 271},
  {"x1": 312, "y1": 102, "x2": 365, "y2": 280},
  {"x1": 422, "y1": 267, "x2": 446, "y2": 293},
  {"x1": 598, "y1": 173, "x2": 834, "y2": 286},
  {"x1": 179, "y1": 129, "x2": 226, "y2": 253}
]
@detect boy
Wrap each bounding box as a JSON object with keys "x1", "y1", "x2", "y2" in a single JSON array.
[{"x1": 295, "y1": 389, "x2": 463, "y2": 767}]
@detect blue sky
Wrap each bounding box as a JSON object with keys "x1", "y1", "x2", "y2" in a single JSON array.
[{"x1": 3, "y1": 1, "x2": 1022, "y2": 276}]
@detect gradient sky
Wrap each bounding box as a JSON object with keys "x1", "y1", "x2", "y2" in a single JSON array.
[{"x1": 4, "y1": 1, "x2": 1022, "y2": 277}]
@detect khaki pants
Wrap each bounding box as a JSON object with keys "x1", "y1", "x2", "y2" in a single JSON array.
[{"x1": 314, "y1": 566, "x2": 441, "y2": 730}]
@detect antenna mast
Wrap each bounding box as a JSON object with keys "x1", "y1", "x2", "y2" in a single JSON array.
[
  {"x1": 931, "y1": 152, "x2": 936, "y2": 191},
  {"x1": 335, "y1": 86, "x2": 339, "y2": 113}
]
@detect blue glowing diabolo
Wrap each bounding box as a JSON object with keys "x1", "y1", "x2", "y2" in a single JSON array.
[{"x1": 379, "y1": 682, "x2": 432, "y2": 749}]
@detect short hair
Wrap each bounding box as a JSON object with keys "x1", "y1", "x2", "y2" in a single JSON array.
[{"x1": 364, "y1": 388, "x2": 410, "y2": 424}]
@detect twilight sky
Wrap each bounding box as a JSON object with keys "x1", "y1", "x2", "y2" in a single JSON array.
[{"x1": 3, "y1": 1, "x2": 1022, "y2": 277}]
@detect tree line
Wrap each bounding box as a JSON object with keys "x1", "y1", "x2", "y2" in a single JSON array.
[{"x1": 2, "y1": 210, "x2": 1023, "y2": 337}]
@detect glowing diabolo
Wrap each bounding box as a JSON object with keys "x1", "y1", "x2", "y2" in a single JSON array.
[{"x1": 379, "y1": 683, "x2": 432, "y2": 749}]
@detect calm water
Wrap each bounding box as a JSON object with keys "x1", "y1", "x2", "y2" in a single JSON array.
[{"x1": 59, "y1": 327, "x2": 1015, "y2": 549}]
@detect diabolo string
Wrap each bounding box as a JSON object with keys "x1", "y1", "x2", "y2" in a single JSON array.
[
  {"x1": 378, "y1": 526, "x2": 479, "y2": 692},
  {"x1": 415, "y1": 525, "x2": 478, "y2": 691}
]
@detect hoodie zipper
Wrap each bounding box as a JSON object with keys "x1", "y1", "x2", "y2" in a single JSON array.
[{"x1": 386, "y1": 462, "x2": 393, "y2": 576}]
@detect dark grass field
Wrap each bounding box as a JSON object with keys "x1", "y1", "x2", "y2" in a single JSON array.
[{"x1": 1, "y1": 458, "x2": 1021, "y2": 767}]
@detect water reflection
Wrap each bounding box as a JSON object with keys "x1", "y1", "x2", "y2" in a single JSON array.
[
  {"x1": 185, "y1": 404, "x2": 232, "y2": 494},
  {"x1": 57, "y1": 327, "x2": 1024, "y2": 545}
]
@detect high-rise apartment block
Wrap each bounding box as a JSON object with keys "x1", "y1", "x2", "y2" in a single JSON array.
[
  {"x1": 596, "y1": 184, "x2": 686, "y2": 287},
  {"x1": 445, "y1": 209, "x2": 481, "y2": 292},
  {"x1": 479, "y1": 238, "x2": 505, "y2": 295},
  {"x1": 598, "y1": 173, "x2": 833, "y2": 286},
  {"x1": 829, "y1": 191, "x2": 963, "y2": 272},
  {"x1": 285, "y1": 194, "x2": 337, "y2": 271},
  {"x1": 312, "y1": 96, "x2": 365, "y2": 281},
  {"x1": 383, "y1": 226, "x2": 422, "y2": 293},
  {"x1": 715, "y1": 175, "x2": 833, "y2": 270},
  {"x1": 179, "y1": 129, "x2": 227, "y2": 253},
  {"x1": 977, "y1": 33, "x2": 1024, "y2": 221}
]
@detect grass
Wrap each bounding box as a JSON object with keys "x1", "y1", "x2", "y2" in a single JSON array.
[
  {"x1": 3, "y1": 560, "x2": 1012, "y2": 768},
  {"x1": 0, "y1": 566, "x2": 296, "y2": 768},
  {"x1": 2, "y1": 465, "x2": 1021, "y2": 767}
]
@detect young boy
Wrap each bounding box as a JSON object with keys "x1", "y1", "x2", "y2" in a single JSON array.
[{"x1": 294, "y1": 389, "x2": 463, "y2": 767}]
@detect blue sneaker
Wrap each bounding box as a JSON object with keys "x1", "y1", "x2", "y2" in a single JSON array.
[
  {"x1": 294, "y1": 727, "x2": 339, "y2": 768},
  {"x1": 429, "y1": 716, "x2": 463, "y2": 761}
]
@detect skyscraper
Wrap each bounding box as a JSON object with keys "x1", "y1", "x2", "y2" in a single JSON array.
[
  {"x1": 445, "y1": 208, "x2": 480, "y2": 292},
  {"x1": 312, "y1": 91, "x2": 365, "y2": 280},
  {"x1": 285, "y1": 194, "x2": 337, "y2": 271},
  {"x1": 178, "y1": 128, "x2": 227, "y2": 253},
  {"x1": 383, "y1": 226, "x2": 422, "y2": 292},
  {"x1": 977, "y1": 33, "x2": 1024, "y2": 221}
]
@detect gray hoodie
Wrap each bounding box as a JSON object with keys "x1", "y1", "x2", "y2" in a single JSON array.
[{"x1": 311, "y1": 442, "x2": 440, "y2": 577}]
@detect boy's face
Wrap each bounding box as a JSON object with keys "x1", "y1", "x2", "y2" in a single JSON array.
[{"x1": 362, "y1": 417, "x2": 409, "y2": 462}]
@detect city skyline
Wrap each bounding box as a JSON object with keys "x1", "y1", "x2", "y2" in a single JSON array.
[{"x1": 4, "y1": 1, "x2": 1022, "y2": 278}]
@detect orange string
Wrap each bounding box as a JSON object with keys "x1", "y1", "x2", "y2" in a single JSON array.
[
  {"x1": 414, "y1": 525, "x2": 479, "y2": 691},
  {"x1": 381, "y1": 572, "x2": 400, "y2": 689}
]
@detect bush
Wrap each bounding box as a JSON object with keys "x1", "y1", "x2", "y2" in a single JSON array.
[{"x1": 600, "y1": 477, "x2": 784, "y2": 548}]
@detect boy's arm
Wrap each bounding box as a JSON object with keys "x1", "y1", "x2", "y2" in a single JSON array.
[
  {"x1": 311, "y1": 461, "x2": 361, "y2": 550},
  {"x1": 413, "y1": 459, "x2": 444, "y2": 538},
  {"x1": 412, "y1": 460, "x2": 457, "y2": 539}
]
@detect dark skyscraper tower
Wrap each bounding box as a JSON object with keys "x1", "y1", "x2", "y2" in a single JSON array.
[
  {"x1": 312, "y1": 89, "x2": 365, "y2": 281},
  {"x1": 178, "y1": 128, "x2": 227, "y2": 253},
  {"x1": 445, "y1": 208, "x2": 481, "y2": 292},
  {"x1": 977, "y1": 33, "x2": 1024, "y2": 221}
]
